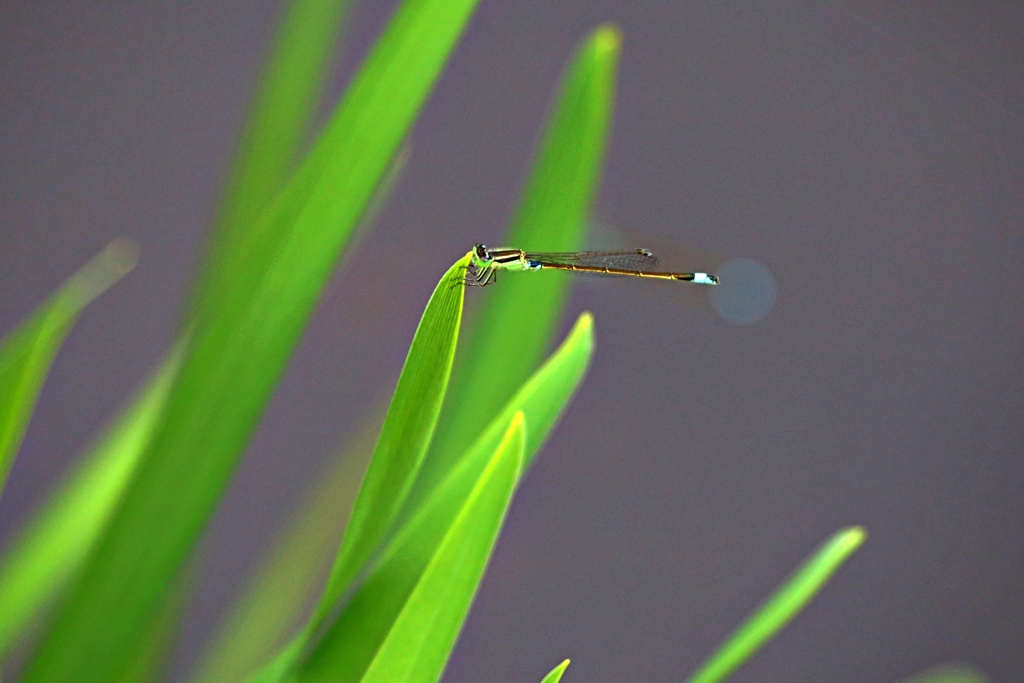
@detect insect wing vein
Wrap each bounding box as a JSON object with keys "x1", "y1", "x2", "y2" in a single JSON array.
[{"x1": 524, "y1": 250, "x2": 660, "y2": 271}]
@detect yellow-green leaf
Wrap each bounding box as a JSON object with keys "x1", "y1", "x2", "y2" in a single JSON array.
[
  {"x1": 0, "y1": 349, "x2": 179, "y2": 659},
  {"x1": 686, "y1": 527, "x2": 867, "y2": 683},
  {"x1": 423, "y1": 25, "x2": 620, "y2": 493},
  {"x1": 0, "y1": 240, "x2": 136, "y2": 499},
  {"x1": 297, "y1": 313, "x2": 593, "y2": 681},
  {"x1": 211, "y1": 0, "x2": 352, "y2": 253},
  {"x1": 302, "y1": 412, "x2": 526, "y2": 683},
  {"x1": 540, "y1": 659, "x2": 571, "y2": 683},
  {"x1": 21, "y1": 0, "x2": 482, "y2": 677},
  {"x1": 189, "y1": 416, "x2": 378, "y2": 683},
  {"x1": 317, "y1": 254, "x2": 469, "y2": 620}
]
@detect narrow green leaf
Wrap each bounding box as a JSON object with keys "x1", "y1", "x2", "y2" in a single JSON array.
[
  {"x1": 196, "y1": 0, "x2": 480, "y2": 328},
  {"x1": 302, "y1": 412, "x2": 526, "y2": 683},
  {"x1": 244, "y1": 254, "x2": 469, "y2": 683},
  {"x1": 318, "y1": 254, "x2": 468, "y2": 617},
  {"x1": 116, "y1": 571, "x2": 190, "y2": 683},
  {"x1": 896, "y1": 663, "x2": 988, "y2": 683},
  {"x1": 189, "y1": 414, "x2": 379, "y2": 683},
  {"x1": 0, "y1": 350, "x2": 180, "y2": 659},
  {"x1": 210, "y1": 0, "x2": 351, "y2": 260},
  {"x1": 2, "y1": 0, "x2": 352, "y2": 645},
  {"x1": 447, "y1": 311, "x2": 594, "y2": 477},
  {"x1": 0, "y1": 239, "x2": 136, "y2": 499},
  {"x1": 296, "y1": 313, "x2": 593, "y2": 682},
  {"x1": 686, "y1": 526, "x2": 867, "y2": 683},
  {"x1": 22, "y1": 0, "x2": 483, "y2": 677},
  {"x1": 539, "y1": 659, "x2": 571, "y2": 683},
  {"x1": 360, "y1": 412, "x2": 523, "y2": 683},
  {"x1": 424, "y1": 25, "x2": 620, "y2": 493},
  {"x1": 192, "y1": 148, "x2": 409, "y2": 683}
]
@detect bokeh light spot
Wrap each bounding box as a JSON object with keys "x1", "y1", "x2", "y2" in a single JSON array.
[{"x1": 709, "y1": 257, "x2": 777, "y2": 325}]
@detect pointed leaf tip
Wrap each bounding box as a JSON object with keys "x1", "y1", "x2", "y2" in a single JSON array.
[
  {"x1": 835, "y1": 525, "x2": 867, "y2": 551},
  {"x1": 592, "y1": 24, "x2": 622, "y2": 54},
  {"x1": 540, "y1": 658, "x2": 571, "y2": 683},
  {"x1": 685, "y1": 526, "x2": 867, "y2": 683},
  {"x1": 62, "y1": 238, "x2": 139, "y2": 309}
]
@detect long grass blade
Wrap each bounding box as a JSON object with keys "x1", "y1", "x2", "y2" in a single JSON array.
[
  {"x1": 316, "y1": 254, "x2": 468, "y2": 622},
  {"x1": 0, "y1": 240, "x2": 136, "y2": 499},
  {"x1": 20, "y1": 0, "x2": 482, "y2": 677},
  {"x1": 188, "y1": 416, "x2": 378, "y2": 683},
  {"x1": 686, "y1": 526, "x2": 867, "y2": 683},
  {"x1": 422, "y1": 25, "x2": 620, "y2": 493},
  {"x1": 539, "y1": 659, "x2": 571, "y2": 683},
  {"x1": 296, "y1": 313, "x2": 593, "y2": 681},
  {"x1": 0, "y1": 349, "x2": 180, "y2": 659},
  {"x1": 300, "y1": 412, "x2": 526, "y2": 683},
  {"x1": 211, "y1": 0, "x2": 351, "y2": 252},
  {"x1": 244, "y1": 255, "x2": 471, "y2": 683}
]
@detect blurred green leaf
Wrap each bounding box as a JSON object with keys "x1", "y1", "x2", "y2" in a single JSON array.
[
  {"x1": 686, "y1": 526, "x2": 867, "y2": 683},
  {"x1": 0, "y1": 349, "x2": 180, "y2": 659},
  {"x1": 0, "y1": 240, "x2": 136, "y2": 499},
  {"x1": 189, "y1": 417, "x2": 377, "y2": 683},
  {"x1": 117, "y1": 570, "x2": 190, "y2": 683},
  {"x1": 21, "y1": 0, "x2": 482, "y2": 677},
  {"x1": 298, "y1": 312, "x2": 593, "y2": 681},
  {"x1": 896, "y1": 663, "x2": 988, "y2": 683},
  {"x1": 3, "y1": 0, "x2": 347, "y2": 661},
  {"x1": 539, "y1": 659, "x2": 571, "y2": 683},
  {"x1": 302, "y1": 412, "x2": 526, "y2": 683},
  {"x1": 424, "y1": 24, "x2": 620, "y2": 493},
  {"x1": 210, "y1": 0, "x2": 351, "y2": 252},
  {"x1": 191, "y1": 145, "x2": 409, "y2": 683}
]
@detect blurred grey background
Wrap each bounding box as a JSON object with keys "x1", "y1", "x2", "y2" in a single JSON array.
[{"x1": 2, "y1": 1, "x2": 1022, "y2": 681}]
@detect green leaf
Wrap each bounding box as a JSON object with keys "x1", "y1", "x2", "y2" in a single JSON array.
[
  {"x1": 686, "y1": 526, "x2": 867, "y2": 683},
  {"x1": 0, "y1": 349, "x2": 180, "y2": 659},
  {"x1": 896, "y1": 663, "x2": 988, "y2": 683},
  {"x1": 210, "y1": 0, "x2": 351, "y2": 259},
  {"x1": 117, "y1": 571, "x2": 190, "y2": 683},
  {"x1": 2, "y1": 0, "x2": 355, "y2": 642},
  {"x1": 424, "y1": 25, "x2": 620, "y2": 492},
  {"x1": 297, "y1": 313, "x2": 594, "y2": 681},
  {"x1": 21, "y1": 0, "x2": 483, "y2": 677},
  {"x1": 14, "y1": 1, "x2": 361, "y2": 670},
  {"x1": 192, "y1": 147, "x2": 409, "y2": 683},
  {"x1": 301, "y1": 412, "x2": 526, "y2": 683},
  {"x1": 539, "y1": 659, "x2": 571, "y2": 683},
  {"x1": 244, "y1": 256, "x2": 469, "y2": 683},
  {"x1": 0, "y1": 239, "x2": 136, "y2": 499},
  {"x1": 189, "y1": 414, "x2": 379, "y2": 683},
  {"x1": 315, "y1": 253, "x2": 469, "y2": 625}
]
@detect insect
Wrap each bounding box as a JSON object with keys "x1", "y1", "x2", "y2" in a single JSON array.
[{"x1": 464, "y1": 244, "x2": 718, "y2": 287}]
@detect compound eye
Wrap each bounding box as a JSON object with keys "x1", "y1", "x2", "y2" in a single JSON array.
[{"x1": 475, "y1": 244, "x2": 490, "y2": 260}]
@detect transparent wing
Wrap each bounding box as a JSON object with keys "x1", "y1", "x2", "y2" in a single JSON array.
[{"x1": 523, "y1": 249, "x2": 659, "y2": 271}]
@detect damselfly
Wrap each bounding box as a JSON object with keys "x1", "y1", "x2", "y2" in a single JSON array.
[{"x1": 464, "y1": 244, "x2": 718, "y2": 287}]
